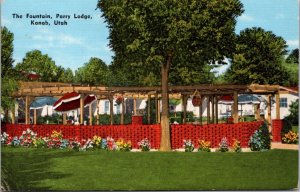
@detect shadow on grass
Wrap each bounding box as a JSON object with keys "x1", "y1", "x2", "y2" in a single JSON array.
[{"x1": 1, "y1": 147, "x2": 73, "y2": 191}]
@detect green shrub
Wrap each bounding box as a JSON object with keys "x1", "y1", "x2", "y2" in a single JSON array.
[{"x1": 249, "y1": 122, "x2": 271, "y2": 151}]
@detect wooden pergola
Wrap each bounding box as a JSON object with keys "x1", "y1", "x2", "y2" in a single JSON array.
[{"x1": 12, "y1": 81, "x2": 281, "y2": 129}]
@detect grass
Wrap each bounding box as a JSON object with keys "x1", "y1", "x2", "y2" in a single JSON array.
[{"x1": 1, "y1": 147, "x2": 298, "y2": 191}]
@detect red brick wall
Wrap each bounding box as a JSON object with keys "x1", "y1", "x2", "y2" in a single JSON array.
[
  {"x1": 2, "y1": 121, "x2": 263, "y2": 149},
  {"x1": 171, "y1": 121, "x2": 264, "y2": 148}
]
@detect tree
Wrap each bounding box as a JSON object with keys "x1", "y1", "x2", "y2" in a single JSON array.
[
  {"x1": 1, "y1": 27, "x2": 15, "y2": 78},
  {"x1": 98, "y1": 0, "x2": 243, "y2": 151},
  {"x1": 57, "y1": 67, "x2": 74, "y2": 83},
  {"x1": 286, "y1": 48, "x2": 299, "y2": 64},
  {"x1": 285, "y1": 99, "x2": 298, "y2": 125},
  {"x1": 75, "y1": 57, "x2": 110, "y2": 85},
  {"x1": 224, "y1": 27, "x2": 289, "y2": 85},
  {"x1": 1, "y1": 27, "x2": 18, "y2": 121},
  {"x1": 15, "y1": 50, "x2": 59, "y2": 82}
]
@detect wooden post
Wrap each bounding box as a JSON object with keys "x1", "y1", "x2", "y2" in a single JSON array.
[
  {"x1": 199, "y1": 97, "x2": 203, "y2": 125},
  {"x1": 157, "y1": 98, "x2": 161, "y2": 123},
  {"x1": 211, "y1": 95, "x2": 215, "y2": 124},
  {"x1": 97, "y1": 99, "x2": 100, "y2": 125},
  {"x1": 267, "y1": 94, "x2": 272, "y2": 131},
  {"x1": 155, "y1": 93, "x2": 158, "y2": 123},
  {"x1": 233, "y1": 91, "x2": 239, "y2": 123},
  {"x1": 207, "y1": 96, "x2": 210, "y2": 124},
  {"x1": 147, "y1": 94, "x2": 151, "y2": 124},
  {"x1": 11, "y1": 103, "x2": 15, "y2": 124},
  {"x1": 133, "y1": 97, "x2": 137, "y2": 115},
  {"x1": 215, "y1": 97, "x2": 218, "y2": 124},
  {"x1": 275, "y1": 92, "x2": 280, "y2": 119},
  {"x1": 254, "y1": 104, "x2": 260, "y2": 120},
  {"x1": 89, "y1": 103, "x2": 93, "y2": 125},
  {"x1": 109, "y1": 96, "x2": 114, "y2": 125},
  {"x1": 80, "y1": 94, "x2": 84, "y2": 124},
  {"x1": 63, "y1": 113, "x2": 67, "y2": 125},
  {"x1": 121, "y1": 98, "x2": 125, "y2": 124},
  {"x1": 182, "y1": 95, "x2": 187, "y2": 124},
  {"x1": 25, "y1": 96, "x2": 31, "y2": 124},
  {"x1": 34, "y1": 109, "x2": 37, "y2": 125}
]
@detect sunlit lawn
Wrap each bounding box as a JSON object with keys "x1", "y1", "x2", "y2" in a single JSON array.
[{"x1": 1, "y1": 147, "x2": 298, "y2": 191}]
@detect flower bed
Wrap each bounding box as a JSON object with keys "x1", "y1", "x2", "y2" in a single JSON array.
[{"x1": 1, "y1": 129, "x2": 152, "y2": 152}]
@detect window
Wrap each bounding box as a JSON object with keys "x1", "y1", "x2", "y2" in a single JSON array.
[
  {"x1": 104, "y1": 101, "x2": 109, "y2": 114},
  {"x1": 116, "y1": 105, "x2": 120, "y2": 114},
  {"x1": 280, "y1": 98, "x2": 288, "y2": 108}
]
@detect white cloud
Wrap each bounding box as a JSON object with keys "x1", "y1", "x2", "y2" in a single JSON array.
[
  {"x1": 239, "y1": 14, "x2": 254, "y2": 22},
  {"x1": 286, "y1": 39, "x2": 299, "y2": 47},
  {"x1": 31, "y1": 29, "x2": 83, "y2": 48}
]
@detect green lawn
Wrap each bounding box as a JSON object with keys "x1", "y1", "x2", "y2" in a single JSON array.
[{"x1": 1, "y1": 147, "x2": 298, "y2": 191}]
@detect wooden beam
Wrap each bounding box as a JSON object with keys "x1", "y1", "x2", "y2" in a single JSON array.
[
  {"x1": 275, "y1": 92, "x2": 280, "y2": 119},
  {"x1": 155, "y1": 93, "x2": 158, "y2": 123},
  {"x1": 233, "y1": 91, "x2": 239, "y2": 123},
  {"x1": 80, "y1": 94, "x2": 84, "y2": 124},
  {"x1": 97, "y1": 99, "x2": 100, "y2": 125}
]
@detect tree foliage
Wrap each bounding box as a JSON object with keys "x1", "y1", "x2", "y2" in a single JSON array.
[
  {"x1": 224, "y1": 27, "x2": 289, "y2": 85},
  {"x1": 15, "y1": 50, "x2": 59, "y2": 82},
  {"x1": 1, "y1": 27, "x2": 18, "y2": 116},
  {"x1": 286, "y1": 48, "x2": 299, "y2": 64},
  {"x1": 75, "y1": 57, "x2": 110, "y2": 86},
  {"x1": 57, "y1": 67, "x2": 74, "y2": 83},
  {"x1": 1, "y1": 26, "x2": 15, "y2": 78},
  {"x1": 99, "y1": 0, "x2": 243, "y2": 85}
]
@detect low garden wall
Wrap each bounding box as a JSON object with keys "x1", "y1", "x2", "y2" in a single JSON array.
[
  {"x1": 171, "y1": 121, "x2": 264, "y2": 148},
  {"x1": 2, "y1": 121, "x2": 264, "y2": 149}
]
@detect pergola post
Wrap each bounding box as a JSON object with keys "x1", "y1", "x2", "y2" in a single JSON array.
[
  {"x1": 182, "y1": 94, "x2": 187, "y2": 124},
  {"x1": 254, "y1": 104, "x2": 260, "y2": 120},
  {"x1": 157, "y1": 98, "x2": 161, "y2": 124},
  {"x1": 120, "y1": 98, "x2": 125, "y2": 125},
  {"x1": 233, "y1": 91, "x2": 239, "y2": 123},
  {"x1": 133, "y1": 97, "x2": 137, "y2": 115},
  {"x1": 147, "y1": 94, "x2": 151, "y2": 124},
  {"x1": 97, "y1": 99, "x2": 100, "y2": 125},
  {"x1": 155, "y1": 93, "x2": 158, "y2": 123},
  {"x1": 63, "y1": 113, "x2": 67, "y2": 125},
  {"x1": 267, "y1": 94, "x2": 272, "y2": 131},
  {"x1": 275, "y1": 92, "x2": 280, "y2": 119},
  {"x1": 109, "y1": 96, "x2": 114, "y2": 125},
  {"x1": 25, "y1": 96, "x2": 32, "y2": 124},
  {"x1": 34, "y1": 109, "x2": 37, "y2": 125},
  {"x1": 11, "y1": 103, "x2": 15, "y2": 124},
  {"x1": 199, "y1": 97, "x2": 203, "y2": 125},
  {"x1": 207, "y1": 96, "x2": 210, "y2": 124},
  {"x1": 211, "y1": 95, "x2": 215, "y2": 124},
  {"x1": 80, "y1": 94, "x2": 84, "y2": 124},
  {"x1": 89, "y1": 103, "x2": 93, "y2": 125},
  {"x1": 215, "y1": 96, "x2": 218, "y2": 124}
]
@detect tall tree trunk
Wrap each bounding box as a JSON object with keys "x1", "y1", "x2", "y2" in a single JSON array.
[{"x1": 160, "y1": 54, "x2": 172, "y2": 151}]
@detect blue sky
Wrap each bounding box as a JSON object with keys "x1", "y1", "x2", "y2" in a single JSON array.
[{"x1": 1, "y1": 0, "x2": 299, "y2": 74}]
